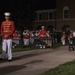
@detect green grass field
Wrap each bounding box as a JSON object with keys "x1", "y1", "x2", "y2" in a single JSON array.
[
  {"x1": 12, "y1": 45, "x2": 40, "y2": 52},
  {"x1": 0, "y1": 42, "x2": 63, "y2": 54},
  {"x1": 40, "y1": 60, "x2": 75, "y2": 75},
  {"x1": 0, "y1": 44, "x2": 40, "y2": 54}
]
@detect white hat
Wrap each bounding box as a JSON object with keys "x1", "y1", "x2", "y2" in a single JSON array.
[
  {"x1": 63, "y1": 31, "x2": 65, "y2": 33},
  {"x1": 41, "y1": 26, "x2": 44, "y2": 28},
  {"x1": 4, "y1": 12, "x2": 11, "y2": 16},
  {"x1": 73, "y1": 32, "x2": 75, "y2": 37}
]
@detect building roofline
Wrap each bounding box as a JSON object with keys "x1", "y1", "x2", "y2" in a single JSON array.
[{"x1": 35, "y1": 9, "x2": 56, "y2": 13}]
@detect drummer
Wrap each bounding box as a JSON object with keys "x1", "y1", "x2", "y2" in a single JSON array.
[{"x1": 37, "y1": 26, "x2": 47, "y2": 49}]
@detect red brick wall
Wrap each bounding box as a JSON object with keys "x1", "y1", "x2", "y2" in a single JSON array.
[{"x1": 56, "y1": 0, "x2": 75, "y2": 30}]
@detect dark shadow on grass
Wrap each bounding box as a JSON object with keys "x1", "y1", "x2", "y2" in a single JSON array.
[
  {"x1": 12, "y1": 54, "x2": 38, "y2": 61},
  {"x1": 0, "y1": 59, "x2": 44, "y2": 75}
]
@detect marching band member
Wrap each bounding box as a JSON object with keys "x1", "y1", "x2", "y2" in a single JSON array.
[
  {"x1": 38, "y1": 26, "x2": 47, "y2": 38},
  {"x1": 30, "y1": 31, "x2": 35, "y2": 44},
  {"x1": 35, "y1": 30, "x2": 39, "y2": 37},
  {"x1": 68, "y1": 31, "x2": 73, "y2": 39},
  {"x1": 12, "y1": 30, "x2": 18, "y2": 48},
  {"x1": 73, "y1": 31, "x2": 75, "y2": 37},
  {"x1": 13, "y1": 30, "x2": 18, "y2": 38},
  {"x1": 68, "y1": 31, "x2": 73, "y2": 44},
  {"x1": 23, "y1": 30, "x2": 30, "y2": 46},
  {"x1": 61, "y1": 32, "x2": 66, "y2": 45},
  {"x1": 46, "y1": 31, "x2": 52, "y2": 47},
  {"x1": 68, "y1": 31, "x2": 74, "y2": 51},
  {"x1": 38, "y1": 26, "x2": 47, "y2": 49},
  {"x1": 46, "y1": 31, "x2": 51, "y2": 38},
  {"x1": 73, "y1": 31, "x2": 75, "y2": 45},
  {"x1": 1, "y1": 12, "x2": 15, "y2": 61}
]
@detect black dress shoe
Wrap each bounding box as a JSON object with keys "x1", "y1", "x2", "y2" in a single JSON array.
[
  {"x1": 0, "y1": 58, "x2": 5, "y2": 60},
  {"x1": 8, "y1": 60, "x2": 12, "y2": 62}
]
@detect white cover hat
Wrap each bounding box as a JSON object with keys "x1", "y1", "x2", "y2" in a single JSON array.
[
  {"x1": 41, "y1": 26, "x2": 44, "y2": 28},
  {"x1": 4, "y1": 12, "x2": 11, "y2": 16},
  {"x1": 73, "y1": 32, "x2": 75, "y2": 37}
]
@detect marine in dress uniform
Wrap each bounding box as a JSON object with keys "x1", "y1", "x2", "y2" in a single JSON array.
[
  {"x1": 38, "y1": 26, "x2": 47, "y2": 49},
  {"x1": 73, "y1": 32, "x2": 75, "y2": 45},
  {"x1": 13, "y1": 30, "x2": 18, "y2": 48},
  {"x1": 46, "y1": 31, "x2": 52, "y2": 47},
  {"x1": 68, "y1": 31, "x2": 74, "y2": 51},
  {"x1": 38, "y1": 26, "x2": 47, "y2": 38},
  {"x1": 13, "y1": 30, "x2": 18, "y2": 38},
  {"x1": 68, "y1": 31, "x2": 73, "y2": 39},
  {"x1": 1, "y1": 12, "x2": 15, "y2": 61},
  {"x1": 61, "y1": 32, "x2": 66, "y2": 45},
  {"x1": 23, "y1": 30, "x2": 30, "y2": 46},
  {"x1": 30, "y1": 31, "x2": 35, "y2": 45}
]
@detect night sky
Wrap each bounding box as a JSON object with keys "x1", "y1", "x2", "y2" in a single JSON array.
[
  {"x1": 0, "y1": 0, "x2": 56, "y2": 12},
  {"x1": 0, "y1": 0, "x2": 56, "y2": 22},
  {"x1": 0, "y1": 0, "x2": 56, "y2": 30},
  {"x1": 34, "y1": 0, "x2": 56, "y2": 10}
]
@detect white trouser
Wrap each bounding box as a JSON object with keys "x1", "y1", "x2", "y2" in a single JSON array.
[
  {"x1": 23, "y1": 39, "x2": 29, "y2": 46},
  {"x1": 30, "y1": 38, "x2": 34, "y2": 44},
  {"x1": 61, "y1": 39, "x2": 65, "y2": 45},
  {"x1": 2, "y1": 39, "x2": 12, "y2": 60}
]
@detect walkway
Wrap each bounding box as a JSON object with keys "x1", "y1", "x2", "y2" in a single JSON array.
[{"x1": 0, "y1": 46, "x2": 75, "y2": 75}]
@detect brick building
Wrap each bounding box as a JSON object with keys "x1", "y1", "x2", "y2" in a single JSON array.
[
  {"x1": 32, "y1": 0, "x2": 75, "y2": 31},
  {"x1": 33, "y1": 9, "x2": 56, "y2": 31},
  {"x1": 56, "y1": 0, "x2": 75, "y2": 31}
]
